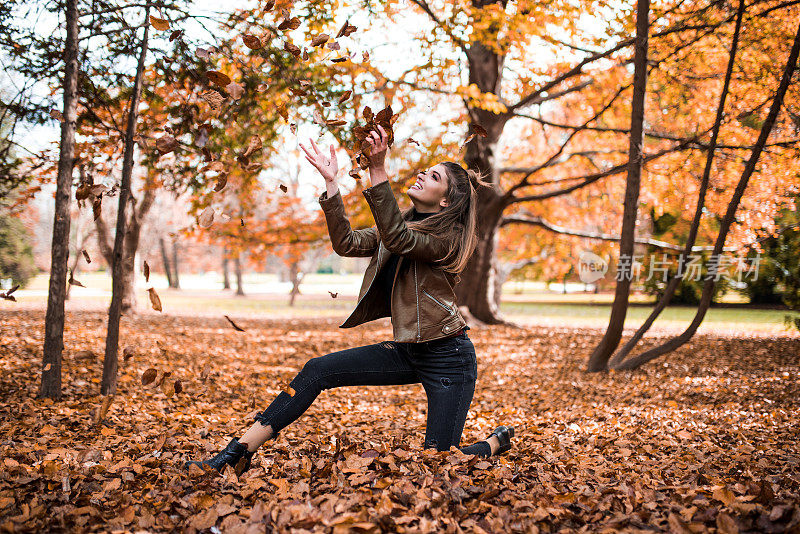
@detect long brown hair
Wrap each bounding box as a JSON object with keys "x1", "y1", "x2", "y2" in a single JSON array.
[{"x1": 398, "y1": 162, "x2": 492, "y2": 275}]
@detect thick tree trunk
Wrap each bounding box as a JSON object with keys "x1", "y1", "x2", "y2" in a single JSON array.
[
  {"x1": 586, "y1": 0, "x2": 650, "y2": 372},
  {"x1": 613, "y1": 17, "x2": 800, "y2": 370},
  {"x1": 40, "y1": 0, "x2": 80, "y2": 400},
  {"x1": 159, "y1": 236, "x2": 174, "y2": 287},
  {"x1": 234, "y1": 253, "x2": 245, "y2": 296},
  {"x1": 101, "y1": 5, "x2": 150, "y2": 395}
]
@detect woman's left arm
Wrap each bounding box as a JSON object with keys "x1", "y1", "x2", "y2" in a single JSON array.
[{"x1": 363, "y1": 126, "x2": 449, "y2": 263}]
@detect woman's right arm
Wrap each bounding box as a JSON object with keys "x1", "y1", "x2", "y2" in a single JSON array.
[{"x1": 318, "y1": 185, "x2": 379, "y2": 258}]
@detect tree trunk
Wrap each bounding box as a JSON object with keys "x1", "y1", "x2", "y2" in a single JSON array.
[
  {"x1": 613, "y1": 17, "x2": 800, "y2": 370},
  {"x1": 234, "y1": 253, "x2": 245, "y2": 296},
  {"x1": 586, "y1": 0, "x2": 651, "y2": 372},
  {"x1": 288, "y1": 260, "x2": 303, "y2": 306},
  {"x1": 222, "y1": 249, "x2": 231, "y2": 290},
  {"x1": 159, "y1": 236, "x2": 174, "y2": 287},
  {"x1": 101, "y1": 4, "x2": 150, "y2": 395},
  {"x1": 171, "y1": 237, "x2": 180, "y2": 289},
  {"x1": 40, "y1": 0, "x2": 80, "y2": 400},
  {"x1": 608, "y1": 0, "x2": 747, "y2": 369}
]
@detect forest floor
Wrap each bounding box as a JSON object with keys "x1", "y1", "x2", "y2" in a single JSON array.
[{"x1": 0, "y1": 308, "x2": 798, "y2": 533}]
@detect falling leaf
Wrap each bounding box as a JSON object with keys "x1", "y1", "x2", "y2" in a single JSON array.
[
  {"x1": 407, "y1": 137, "x2": 420, "y2": 146},
  {"x1": 195, "y1": 47, "x2": 212, "y2": 59},
  {"x1": 68, "y1": 269, "x2": 85, "y2": 287},
  {"x1": 462, "y1": 133, "x2": 477, "y2": 147},
  {"x1": 122, "y1": 346, "x2": 136, "y2": 362},
  {"x1": 198, "y1": 207, "x2": 215, "y2": 228},
  {"x1": 279, "y1": 184, "x2": 288, "y2": 193},
  {"x1": 277, "y1": 16, "x2": 301, "y2": 31},
  {"x1": 156, "y1": 135, "x2": 178, "y2": 155},
  {"x1": 327, "y1": 41, "x2": 340, "y2": 51},
  {"x1": 224, "y1": 315, "x2": 246, "y2": 332},
  {"x1": 147, "y1": 287, "x2": 162, "y2": 312},
  {"x1": 289, "y1": 123, "x2": 297, "y2": 135},
  {"x1": 277, "y1": 105, "x2": 289, "y2": 120},
  {"x1": 81, "y1": 249, "x2": 91, "y2": 263},
  {"x1": 174, "y1": 379, "x2": 183, "y2": 394},
  {"x1": 242, "y1": 34, "x2": 262, "y2": 49},
  {"x1": 43, "y1": 363, "x2": 52, "y2": 372},
  {"x1": 311, "y1": 33, "x2": 329, "y2": 47},
  {"x1": 330, "y1": 56, "x2": 348, "y2": 63},
  {"x1": 283, "y1": 41, "x2": 301, "y2": 57},
  {"x1": 242, "y1": 135, "x2": 262, "y2": 158},
  {"x1": 282, "y1": 383, "x2": 295, "y2": 396},
  {"x1": 49, "y1": 109, "x2": 64, "y2": 122},
  {"x1": 149, "y1": 15, "x2": 170, "y2": 31},
  {"x1": 339, "y1": 89, "x2": 353, "y2": 104},
  {"x1": 328, "y1": 291, "x2": 338, "y2": 298},
  {"x1": 169, "y1": 29, "x2": 183, "y2": 42},
  {"x1": 200, "y1": 161, "x2": 226, "y2": 174},
  {"x1": 213, "y1": 174, "x2": 228, "y2": 192},
  {"x1": 336, "y1": 18, "x2": 357, "y2": 38},
  {"x1": 141, "y1": 368, "x2": 158, "y2": 386},
  {"x1": 226, "y1": 82, "x2": 244, "y2": 100},
  {"x1": 201, "y1": 90, "x2": 225, "y2": 111},
  {"x1": 362, "y1": 51, "x2": 370, "y2": 62},
  {"x1": 205, "y1": 70, "x2": 232, "y2": 88}
]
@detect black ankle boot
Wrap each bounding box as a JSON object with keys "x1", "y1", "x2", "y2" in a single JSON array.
[
  {"x1": 185, "y1": 438, "x2": 255, "y2": 475},
  {"x1": 487, "y1": 426, "x2": 515, "y2": 454}
]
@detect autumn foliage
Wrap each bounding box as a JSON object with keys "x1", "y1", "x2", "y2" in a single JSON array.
[{"x1": 1, "y1": 309, "x2": 799, "y2": 532}]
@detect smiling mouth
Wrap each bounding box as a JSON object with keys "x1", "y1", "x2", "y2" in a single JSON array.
[{"x1": 410, "y1": 182, "x2": 422, "y2": 191}]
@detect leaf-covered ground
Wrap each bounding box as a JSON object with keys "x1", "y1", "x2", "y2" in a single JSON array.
[{"x1": 1, "y1": 309, "x2": 798, "y2": 533}]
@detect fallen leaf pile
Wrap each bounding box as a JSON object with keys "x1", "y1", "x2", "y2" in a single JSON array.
[{"x1": 1, "y1": 309, "x2": 798, "y2": 532}]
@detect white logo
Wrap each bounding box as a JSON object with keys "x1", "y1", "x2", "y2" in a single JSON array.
[{"x1": 577, "y1": 250, "x2": 608, "y2": 283}]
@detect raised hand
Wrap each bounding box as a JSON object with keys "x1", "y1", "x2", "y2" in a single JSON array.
[
  {"x1": 364, "y1": 125, "x2": 388, "y2": 169},
  {"x1": 299, "y1": 137, "x2": 338, "y2": 182}
]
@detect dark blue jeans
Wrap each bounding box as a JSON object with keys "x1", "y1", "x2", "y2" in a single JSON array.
[{"x1": 254, "y1": 327, "x2": 491, "y2": 456}]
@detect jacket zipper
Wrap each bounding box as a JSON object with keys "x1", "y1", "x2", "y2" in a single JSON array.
[
  {"x1": 422, "y1": 289, "x2": 455, "y2": 315},
  {"x1": 414, "y1": 261, "x2": 420, "y2": 341}
]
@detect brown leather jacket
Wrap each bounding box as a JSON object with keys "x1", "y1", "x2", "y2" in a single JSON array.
[{"x1": 318, "y1": 180, "x2": 468, "y2": 343}]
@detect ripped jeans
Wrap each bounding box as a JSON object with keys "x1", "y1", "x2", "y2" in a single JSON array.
[{"x1": 254, "y1": 326, "x2": 491, "y2": 456}]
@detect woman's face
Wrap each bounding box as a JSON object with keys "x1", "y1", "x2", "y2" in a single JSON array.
[{"x1": 406, "y1": 163, "x2": 450, "y2": 212}]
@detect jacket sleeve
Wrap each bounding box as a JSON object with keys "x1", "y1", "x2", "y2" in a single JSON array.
[
  {"x1": 318, "y1": 188, "x2": 379, "y2": 257},
  {"x1": 361, "y1": 180, "x2": 450, "y2": 263}
]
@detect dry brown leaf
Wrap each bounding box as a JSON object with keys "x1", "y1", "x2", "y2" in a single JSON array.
[
  {"x1": 226, "y1": 82, "x2": 244, "y2": 100},
  {"x1": 141, "y1": 368, "x2": 157, "y2": 386},
  {"x1": 149, "y1": 15, "x2": 170, "y2": 31},
  {"x1": 198, "y1": 206, "x2": 215, "y2": 228},
  {"x1": 311, "y1": 33, "x2": 329, "y2": 47},
  {"x1": 242, "y1": 34, "x2": 262, "y2": 50},
  {"x1": 147, "y1": 287, "x2": 162, "y2": 312},
  {"x1": 205, "y1": 70, "x2": 232, "y2": 88}
]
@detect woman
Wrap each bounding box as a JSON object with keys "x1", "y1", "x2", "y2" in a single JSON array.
[{"x1": 186, "y1": 125, "x2": 514, "y2": 475}]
